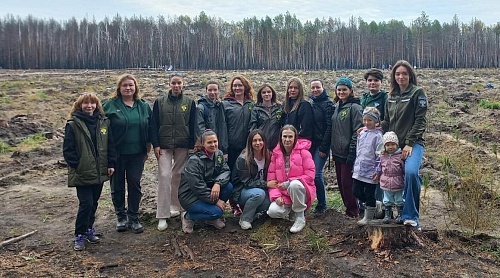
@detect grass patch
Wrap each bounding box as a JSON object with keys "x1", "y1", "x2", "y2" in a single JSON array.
[
  {"x1": 27, "y1": 91, "x2": 49, "y2": 102},
  {"x1": 0, "y1": 139, "x2": 13, "y2": 153},
  {"x1": 305, "y1": 227, "x2": 329, "y2": 252},
  {"x1": 98, "y1": 186, "x2": 113, "y2": 210},
  {"x1": 326, "y1": 190, "x2": 345, "y2": 212},
  {"x1": 250, "y1": 221, "x2": 281, "y2": 248},
  {"x1": 16, "y1": 133, "x2": 47, "y2": 152},
  {"x1": 479, "y1": 99, "x2": 500, "y2": 110}
]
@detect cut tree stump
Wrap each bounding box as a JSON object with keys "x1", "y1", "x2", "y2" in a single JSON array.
[{"x1": 366, "y1": 222, "x2": 424, "y2": 249}]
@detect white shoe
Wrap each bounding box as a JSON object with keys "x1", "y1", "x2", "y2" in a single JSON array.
[
  {"x1": 290, "y1": 217, "x2": 306, "y2": 233},
  {"x1": 181, "y1": 212, "x2": 194, "y2": 234},
  {"x1": 239, "y1": 220, "x2": 252, "y2": 230},
  {"x1": 157, "y1": 219, "x2": 168, "y2": 231},
  {"x1": 404, "y1": 220, "x2": 418, "y2": 227},
  {"x1": 170, "y1": 210, "x2": 181, "y2": 218}
]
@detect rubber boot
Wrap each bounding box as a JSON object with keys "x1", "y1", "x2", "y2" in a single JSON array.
[
  {"x1": 395, "y1": 205, "x2": 403, "y2": 224},
  {"x1": 382, "y1": 206, "x2": 393, "y2": 224},
  {"x1": 357, "y1": 206, "x2": 375, "y2": 226}
]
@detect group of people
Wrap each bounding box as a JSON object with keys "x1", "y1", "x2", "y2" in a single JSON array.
[{"x1": 63, "y1": 59, "x2": 427, "y2": 251}]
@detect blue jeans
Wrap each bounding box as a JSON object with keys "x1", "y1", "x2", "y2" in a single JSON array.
[
  {"x1": 238, "y1": 188, "x2": 271, "y2": 223},
  {"x1": 312, "y1": 147, "x2": 328, "y2": 209},
  {"x1": 401, "y1": 144, "x2": 424, "y2": 225},
  {"x1": 185, "y1": 182, "x2": 233, "y2": 221}
]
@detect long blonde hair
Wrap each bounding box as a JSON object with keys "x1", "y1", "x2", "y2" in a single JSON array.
[
  {"x1": 111, "y1": 74, "x2": 141, "y2": 100},
  {"x1": 67, "y1": 93, "x2": 104, "y2": 119},
  {"x1": 284, "y1": 77, "x2": 305, "y2": 113}
]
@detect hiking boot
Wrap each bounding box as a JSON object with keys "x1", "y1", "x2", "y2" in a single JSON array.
[
  {"x1": 73, "y1": 234, "x2": 86, "y2": 251},
  {"x1": 128, "y1": 220, "x2": 144, "y2": 234},
  {"x1": 313, "y1": 206, "x2": 326, "y2": 215},
  {"x1": 205, "y1": 218, "x2": 225, "y2": 229},
  {"x1": 290, "y1": 217, "x2": 306, "y2": 233},
  {"x1": 157, "y1": 219, "x2": 168, "y2": 231},
  {"x1": 239, "y1": 220, "x2": 252, "y2": 230},
  {"x1": 357, "y1": 206, "x2": 375, "y2": 226},
  {"x1": 116, "y1": 218, "x2": 128, "y2": 232},
  {"x1": 85, "y1": 228, "x2": 100, "y2": 243},
  {"x1": 181, "y1": 212, "x2": 194, "y2": 234},
  {"x1": 382, "y1": 206, "x2": 393, "y2": 224}
]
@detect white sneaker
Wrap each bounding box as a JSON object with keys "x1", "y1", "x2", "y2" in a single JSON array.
[
  {"x1": 181, "y1": 212, "x2": 194, "y2": 233},
  {"x1": 239, "y1": 220, "x2": 252, "y2": 230},
  {"x1": 404, "y1": 220, "x2": 418, "y2": 227},
  {"x1": 205, "y1": 219, "x2": 225, "y2": 229},
  {"x1": 290, "y1": 217, "x2": 306, "y2": 233},
  {"x1": 157, "y1": 219, "x2": 168, "y2": 231},
  {"x1": 170, "y1": 210, "x2": 181, "y2": 218}
]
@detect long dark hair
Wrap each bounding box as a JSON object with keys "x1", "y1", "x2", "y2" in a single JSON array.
[
  {"x1": 279, "y1": 124, "x2": 298, "y2": 155},
  {"x1": 256, "y1": 83, "x2": 278, "y2": 104},
  {"x1": 390, "y1": 60, "x2": 417, "y2": 95},
  {"x1": 244, "y1": 130, "x2": 271, "y2": 175}
]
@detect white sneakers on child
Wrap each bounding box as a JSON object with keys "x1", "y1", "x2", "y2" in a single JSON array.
[
  {"x1": 157, "y1": 219, "x2": 168, "y2": 231},
  {"x1": 290, "y1": 217, "x2": 306, "y2": 233}
]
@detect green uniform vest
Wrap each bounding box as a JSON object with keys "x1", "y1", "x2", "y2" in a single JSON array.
[
  {"x1": 158, "y1": 94, "x2": 193, "y2": 149},
  {"x1": 67, "y1": 117, "x2": 110, "y2": 187}
]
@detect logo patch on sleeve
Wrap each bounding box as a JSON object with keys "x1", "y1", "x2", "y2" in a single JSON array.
[{"x1": 418, "y1": 96, "x2": 427, "y2": 108}]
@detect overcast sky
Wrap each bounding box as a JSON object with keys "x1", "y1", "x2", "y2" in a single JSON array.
[{"x1": 2, "y1": 0, "x2": 498, "y2": 26}]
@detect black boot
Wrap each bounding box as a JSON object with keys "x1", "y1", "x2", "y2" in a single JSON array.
[
  {"x1": 382, "y1": 206, "x2": 393, "y2": 224},
  {"x1": 395, "y1": 205, "x2": 403, "y2": 224}
]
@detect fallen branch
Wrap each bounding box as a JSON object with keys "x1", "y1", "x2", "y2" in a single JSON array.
[
  {"x1": 171, "y1": 238, "x2": 182, "y2": 257},
  {"x1": 182, "y1": 245, "x2": 194, "y2": 260},
  {"x1": 0, "y1": 230, "x2": 38, "y2": 248}
]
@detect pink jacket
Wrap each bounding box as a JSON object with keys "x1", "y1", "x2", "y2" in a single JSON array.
[
  {"x1": 267, "y1": 138, "x2": 316, "y2": 209},
  {"x1": 379, "y1": 150, "x2": 404, "y2": 192}
]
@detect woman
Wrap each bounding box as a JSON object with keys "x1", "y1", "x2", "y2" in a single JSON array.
[
  {"x1": 223, "y1": 75, "x2": 255, "y2": 216},
  {"x1": 178, "y1": 130, "x2": 233, "y2": 233},
  {"x1": 149, "y1": 74, "x2": 197, "y2": 231},
  {"x1": 232, "y1": 130, "x2": 271, "y2": 230},
  {"x1": 267, "y1": 125, "x2": 316, "y2": 233},
  {"x1": 380, "y1": 60, "x2": 427, "y2": 229},
  {"x1": 196, "y1": 80, "x2": 228, "y2": 154},
  {"x1": 330, "y1": 77, "x2": 364, "y2": 218},
  {"x1": 249, "y1": 84, "x2": 284, "y2": 151},
  {"x1": 103, "y1": 74, "x2": 152, "y2": 234},
  {"x1": 309, "y1": 79, "x2": 334, "y2": 215},
  {"x1": 63, "y1": 92, "x2": 117, "y2": 250},
  {"x1": 283, "y1": 77, "x2": 313, "y2": 141}
]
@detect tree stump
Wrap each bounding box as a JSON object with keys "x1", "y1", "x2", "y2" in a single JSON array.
[{"x1": 367, "y1": 221, "x2": 424, "y2": 249}]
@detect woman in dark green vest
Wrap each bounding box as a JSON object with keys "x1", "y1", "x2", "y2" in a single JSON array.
[
  {"x1": 103, "y1": 74, "x2": 152, "y2": 234},
  {"x1": 63, "y1": 93, "x2": 117, "y2": 251}
]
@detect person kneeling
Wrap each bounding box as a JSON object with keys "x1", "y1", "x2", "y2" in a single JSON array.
[
  {"x1": 266, "y1": 125, "x2": 316, "y2": 233},
  {"x1": 178, "y1": 130, "x2": 233, "y2": 233}
]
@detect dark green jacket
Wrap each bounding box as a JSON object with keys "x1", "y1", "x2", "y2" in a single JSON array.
[
  {"x1": 150, "y1": 91, "x2": 196, "y2": 149},
  {"x1": 178, "y1": 149, "x2": 231, "y2": 209},
  {"x1": 249, "y1": 103, "x2": 284, "y2": 151},
  {"x1": 381, "y1": 84, "x2": 427, "y2": 148},
  {"x1": 223, "y1": 97, "x2": 254, "y2": 150},
  {"x1": 231, "y1": 152, "x2": 269, "y2": 202},
  {"x1": 63, "y1": 114, "x2": 115, "y2": 187},
  {"x1": 360, "y1": 90, "x2": 388, "y2": 120},
  {"x1": 102, "y1": 97, "x2": 152, "y2": 154},
  {"x1": 330, "y1": 97, "x2": 363, "y2": 163},
  {"x1": 196, "y1": 96, "x2": 228, "y2": 153}
]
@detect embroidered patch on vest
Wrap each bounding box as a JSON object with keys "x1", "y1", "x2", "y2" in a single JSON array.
[
  {"x1": 100, "y1": 127, "x2": 107, "y2": 134},
  {"x1": 418, "y1": 96, "x2": 427, "y2": 108},
  {"x1": 340, "y1": 108, "x2": 350, "y2": 120},
  {"x1": 276, "y1": 110, "x2": 282, "y2": 119},
  {"x1": 181, "y1": 104, "x2": 188, "y2": 111}
]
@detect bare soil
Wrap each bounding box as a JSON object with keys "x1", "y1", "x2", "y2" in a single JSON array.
[{"x1": 1, "y1": 69, "x2": 500, "y2": 277}]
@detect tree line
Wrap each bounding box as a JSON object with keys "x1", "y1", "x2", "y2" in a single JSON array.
[{"x1": 0, "y1": 11, "x2": 499, "y2": 70}]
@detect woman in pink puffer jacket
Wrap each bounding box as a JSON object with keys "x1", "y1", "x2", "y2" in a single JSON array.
[{"x1": 267, "y1": 125, "x2": 316, "y2": 233}]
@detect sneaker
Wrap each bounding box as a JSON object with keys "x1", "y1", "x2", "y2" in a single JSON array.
[
  {"x1": 404, "y1": 220, "x2": 418, "y2": 227},
  {"x1": 157, "y1": 219, "x2": 168, "y2": 231},
  {"x1": 239, "y1": 220, "x2": 252, "y2": 230},
  {"x1": 128, "y1": 220, "x2": 144, "y2": 234},
  {"x1": 205, "y1": 218, "x2": 225, "y2": 229},
  {"x1": 85, "y1": 228, "x2": 100, "y2": 243},
  {"x1": 116, "y1": 218, "x2": 128, "y2": 232},
  {"x1": 181, "y1": 212, "x2": 194, "y2": 234},
  {"x1": 290, "y1": 217, "x2": 306, "y2": 233},
  {"x1": 170, "y1": 210, "x2": 181, "y2": 218},
  {"x1": 74, "y1": 234, "x2": 86, "y2": 251}
]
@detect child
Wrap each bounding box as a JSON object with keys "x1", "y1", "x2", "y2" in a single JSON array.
[
  {"x1": 377, "y1": 131, "x2": 405, "y2": 224},
  {"x1": 352, "y1": 107, "x2": 383, "y2": 225},
  {"x1": 63, "y1": 92, "x2": 117, "y2": 251}
]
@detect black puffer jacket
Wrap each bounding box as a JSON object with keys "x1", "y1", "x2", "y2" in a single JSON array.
[
  {"x1": 178, "y1": 149, "x2": 231, "y2": 209},
  {"x1": 310, "y1": 90, "x2": 334, "y2": 154},
  {"x1": 249, "y1": 103, "x2": 284, "y2": 151}
]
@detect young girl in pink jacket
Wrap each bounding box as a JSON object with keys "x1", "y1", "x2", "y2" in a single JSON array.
[{"x1": 267, "y1": 125, "x2": 316, "y2": 233}]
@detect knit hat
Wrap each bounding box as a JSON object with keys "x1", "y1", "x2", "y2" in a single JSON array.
[
  {"x1": 383, "y1": 131, "x2": 399, "y2": 146},
  {"x1": 335, "y1": 77, "x2": 353, "y2": 89}
]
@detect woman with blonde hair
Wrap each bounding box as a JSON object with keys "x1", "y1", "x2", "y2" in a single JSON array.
[
  {"x1": 103, "y1": 74, "x2": 152, "y2": 233},
  {"x1": 283, "y1": 77, "x2": 313, "y2": 141}
]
